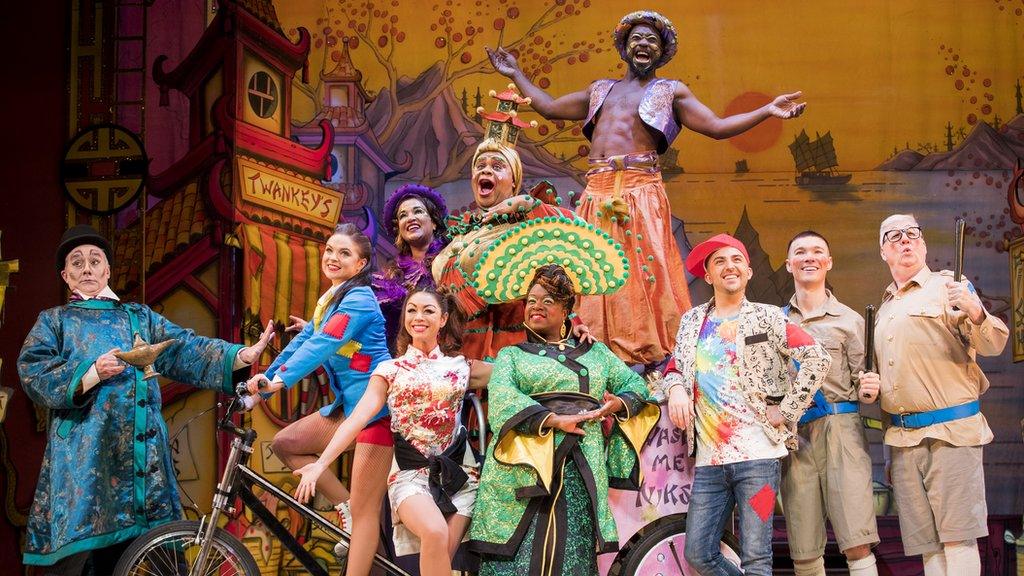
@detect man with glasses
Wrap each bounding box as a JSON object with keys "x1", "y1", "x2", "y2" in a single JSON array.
[
  {"x1": 780, "y1": 231, "x2": 880, "y2": 576},
  {"x1": 859, "y1": 214, "x2": 1007, "y2": 575}
]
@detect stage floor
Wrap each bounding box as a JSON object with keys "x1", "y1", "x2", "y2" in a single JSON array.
[{"x1": 769, "y1": 515, "x2": 1021, "y2": 575}]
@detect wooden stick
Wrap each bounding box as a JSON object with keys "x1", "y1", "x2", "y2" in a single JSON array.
[{"x1": 864, "y1": 305, "x2": 875, "y2": 373}]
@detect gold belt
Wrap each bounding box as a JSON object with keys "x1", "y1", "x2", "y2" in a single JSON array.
[{"x1": 586, "y1": 151, "x2": 660, "y2": 176}]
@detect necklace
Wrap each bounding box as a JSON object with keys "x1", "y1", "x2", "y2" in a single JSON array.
[{"x1": 525, "y1": 325, "x2": 575, "y2": 351}]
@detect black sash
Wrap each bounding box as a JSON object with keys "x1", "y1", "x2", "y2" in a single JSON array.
[
  {"x1": 393, "y1": 426, "x2": 469, "y2": 516},
  {"x1": 532, "y1": 392, "x2": 601, "y2": 416}
]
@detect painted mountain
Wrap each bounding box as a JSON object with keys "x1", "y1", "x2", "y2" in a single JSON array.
[
  {"x1": 1001, "y1": 113, "x2": 1024, "y2": 145},
  {"x1": 366, "y1": 63, "x2": 581, "y2": 186},
  {"x1": 732, "y1": 208, "x2": 794, "y2": 306},
  {"x1": 876, "y1": 149, "x2": 925, "y2": 171},
  {"x1": 878, "y1": 114, "x2": 1024, "y2": 171}
]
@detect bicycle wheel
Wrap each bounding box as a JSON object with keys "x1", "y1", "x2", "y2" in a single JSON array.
[
  {"x1": 114, "y1": 519, "x2": 260, "y2": 576},
  {"x1": 617, "y1": 517, "x2": 740, "y2": 575}
]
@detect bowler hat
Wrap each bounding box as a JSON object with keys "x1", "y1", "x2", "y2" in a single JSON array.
[{"x1": 56, "y1": 225, "x2": 112, "y2": 271}]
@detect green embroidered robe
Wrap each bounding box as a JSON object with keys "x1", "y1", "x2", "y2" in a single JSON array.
[{"x1": 468, "y1": 339, "x2": 658, "y2": 564}]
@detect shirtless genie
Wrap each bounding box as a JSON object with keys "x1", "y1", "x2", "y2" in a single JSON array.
[{"x1": 488, "y1": 11, "x2": 805, "y2": 367}]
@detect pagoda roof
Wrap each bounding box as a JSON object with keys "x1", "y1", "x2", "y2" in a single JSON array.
[
  {"x1": 322, "y1": 39, "x2": 362, "y2": 83},
  {"x1": 491, "y1": 86, "x2": 531, "y2": 105},
  {"x1": 111, "y1": 183, "x2": 212, "y2": 297},
  {"x1": 153, "y1": 0, "x2": 310, "y2": 97},
  {"x1": 233, "y1": 0, "x2": 284, "y2": 34},
  {"x1": 310, "y1": 105, "x2": 366, "y2": 130},
  {"x1": 292, "y1": 112, "x2": 411, "y2": 178},
  {"x1": 320, "y1": 38, "x2": 373, "y2": 104},
  {"x1": 479, "y1": 110, "x2": 533, "y2": 129}
]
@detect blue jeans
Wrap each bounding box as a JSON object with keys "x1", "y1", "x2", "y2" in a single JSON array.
[{"x1": 684, "y1": 458, "x2": 780, "y2": 576}]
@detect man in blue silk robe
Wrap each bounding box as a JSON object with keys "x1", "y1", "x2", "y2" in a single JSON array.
[{"x1": 17, "y1": 225, "x2": 273, "y2": 574}]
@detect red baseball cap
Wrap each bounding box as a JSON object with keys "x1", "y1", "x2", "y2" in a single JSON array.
[{"x1": 685, "y1": 233, "x2": 750, "y2": 277}]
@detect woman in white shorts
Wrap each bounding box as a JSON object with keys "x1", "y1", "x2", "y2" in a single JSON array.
[{"x1": 293, "y1": 287, "x2": 490, "y2": 576}]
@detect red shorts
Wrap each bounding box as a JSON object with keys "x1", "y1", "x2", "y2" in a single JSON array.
[{"x1": 355, "y1": 416, "x2": 393, "y2": 446}]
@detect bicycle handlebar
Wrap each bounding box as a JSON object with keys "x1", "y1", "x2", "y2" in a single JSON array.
[
  {"x1": 236, "y1": 383, "x2": 262, "y2": 411},
  {"x1": 213, "y1": 385, "x2": 260, "y2": 437}
]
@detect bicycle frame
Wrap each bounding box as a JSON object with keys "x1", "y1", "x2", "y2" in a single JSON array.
[
  {"x1": 238, "y1": 466, "x2": 410, "y2": 576},
  {"x1": 189, "y1": 400, "x2": 412, "y2": 576}
]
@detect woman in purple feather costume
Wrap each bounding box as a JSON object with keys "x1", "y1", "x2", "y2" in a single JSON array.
[{"x1": 373, "y1": 184, "x2": 449, "y2": 352}]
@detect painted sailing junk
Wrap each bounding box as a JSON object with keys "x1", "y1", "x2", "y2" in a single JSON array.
[{"x1": 789, "y1": 129, "x2": 853, "y2": 187}]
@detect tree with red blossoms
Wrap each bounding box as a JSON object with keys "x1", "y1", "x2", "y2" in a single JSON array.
[{"x1": 289, "y1": 0, "x2": 611, "y2": 182}]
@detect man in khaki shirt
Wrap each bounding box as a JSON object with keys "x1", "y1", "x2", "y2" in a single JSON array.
[
  {"x1": 860, "y1": 214, "x2": 1008, "y2": 576},
  {"x1": 781, "y1": 231, "x2": 880, "y2": 576}
]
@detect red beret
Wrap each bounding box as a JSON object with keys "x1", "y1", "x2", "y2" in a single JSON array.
[{"x1": 685, "y1": 233, "x2": 750, "y2": 277}]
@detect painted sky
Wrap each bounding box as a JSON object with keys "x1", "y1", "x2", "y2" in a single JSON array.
[{"x1": 278, "y1": 0, "x2": 1023, "y2": 174}]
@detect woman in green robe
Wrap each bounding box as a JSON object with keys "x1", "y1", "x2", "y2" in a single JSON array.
[{"x1": 468, "y1": 264, "x2": 659, "y2": 576}]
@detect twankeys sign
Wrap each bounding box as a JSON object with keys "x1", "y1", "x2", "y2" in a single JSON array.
[{"x1": 236, "y1": 155, "x2": 342, "y2": 228}]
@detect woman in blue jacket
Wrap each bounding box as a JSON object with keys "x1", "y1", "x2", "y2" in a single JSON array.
[{"x1": 246, "y1": 223, "x2": 391, "y2": 576}]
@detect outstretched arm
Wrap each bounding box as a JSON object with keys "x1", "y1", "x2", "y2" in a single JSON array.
[
  {"x1": 237, "y1": 320, "x2": 275, "y2": 364},
  {"x1": 487, "y1": 46, "x2": 589, "y2": 121},
  {"x1": 674, "y1": 83, "x2": 806, "y2": 140}
]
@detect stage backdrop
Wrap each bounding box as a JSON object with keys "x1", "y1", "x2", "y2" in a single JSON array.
[
  {"x1": 1, "y1": 1, "x2": 1022, "y2": 574},
  {"x1": 276, "y1": 0, "x2": 1024, "y2": 507}
]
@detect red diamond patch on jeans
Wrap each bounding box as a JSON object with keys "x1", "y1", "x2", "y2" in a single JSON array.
[{"x1": 748, "y1": 483, "x2": 776, "y2": 522}]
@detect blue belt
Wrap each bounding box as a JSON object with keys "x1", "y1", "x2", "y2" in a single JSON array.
[
  {"x1": 799, "y1": 399, "x2": 860, "y2": 425},
  {"x1": 889, "y1": 400, "x2": 981, "y2": 429}
]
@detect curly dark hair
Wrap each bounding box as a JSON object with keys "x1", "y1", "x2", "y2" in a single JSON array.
[
  {"x1": 528, "y1": 264, "x2": 576, "y2": 311},
  {"x1": 394, "y1": 287, "x2": 465, "y2": 356}
]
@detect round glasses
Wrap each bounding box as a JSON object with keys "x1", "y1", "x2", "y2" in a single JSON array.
[{"x1": 882, "y1": 226, "x2": 922, "y2": 243}]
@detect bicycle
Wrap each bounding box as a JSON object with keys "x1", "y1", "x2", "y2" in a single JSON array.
[
  {"x1": 612, "y1": 516, "x2": 741, "y2": 575},
  {"x1": 114, "y1": 385, "x2": 488, "y2": 576}
]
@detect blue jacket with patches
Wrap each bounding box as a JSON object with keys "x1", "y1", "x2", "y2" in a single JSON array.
[{"x1": 265, "y1": 285, "x2": 390, "y2": 420}]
